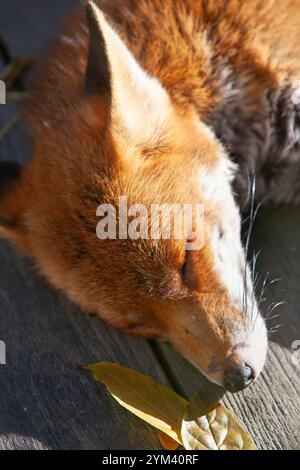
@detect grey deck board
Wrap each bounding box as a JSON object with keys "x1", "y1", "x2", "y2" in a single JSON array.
[
  {"x1": 0, "y1": 242, "x2": 170, "y2": 450},
  {"x1": 1, "y1": 0, "x2": 300, "y2": 451}
]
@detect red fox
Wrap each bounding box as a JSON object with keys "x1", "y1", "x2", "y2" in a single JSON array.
[{"x1": 1, "y1": 0, "x2": 300, "y2": 392}]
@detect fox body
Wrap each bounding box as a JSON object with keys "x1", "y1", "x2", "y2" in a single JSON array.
[{"x1": 1, "y1": 0, "x2": 300, "y2": 392}]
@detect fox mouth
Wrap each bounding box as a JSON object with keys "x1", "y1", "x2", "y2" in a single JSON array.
[
  {"x1": 189, "y1": 357, "x2": 260, "y2": 394},
  {"x1": 174, "y1": 312, "x2": 268, "y2": 394},
  {"x1": 222, "y1": 361, "x2": 256, "y2": 393},
  {"x1": 192, "y1": 359, "x2": 256, "y2": 393}
]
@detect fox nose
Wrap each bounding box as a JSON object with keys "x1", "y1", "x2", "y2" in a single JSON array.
[{"x1": 223, "y1": 363, "x2": 255, "y2": 393}]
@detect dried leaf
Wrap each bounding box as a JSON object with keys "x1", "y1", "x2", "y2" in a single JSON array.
[
  {"x1": 84, "y1": 362, "x2": 187, "y2": 444},
  {"x1": 84, "y1": 362, "x2": 256, "y2": 450},
  {"x1": 181, "y1": 394, "x2": 257, "y2": 450},
  {"x1": 158, "y1": 431, "x2": 180, "y2": 450}
]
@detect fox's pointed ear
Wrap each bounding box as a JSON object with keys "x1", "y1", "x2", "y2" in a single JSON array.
[
  {"x1": 85, "y1": 3, "x2": 111, "y2": 98},
  {"x1": 0, "y1": 162, "x2": 28, "y2": 252},
  {"x1": 84, "y1": 2, "x2": 170, "y2": 142},
  {"x1": 82, "y1": 3, "x2": 112, "y2": 132}
]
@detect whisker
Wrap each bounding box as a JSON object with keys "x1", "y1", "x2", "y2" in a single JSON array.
[
  {"x1": 267, "y1": 278, "x2": 283, "y2": 287},
  {"x1": 267, "y1": 301, "x2": 286, "y2": 315},
  {"x1": 257, "y1": 271, "x2": 270, "y2": 308},
  {"x1": 266, "y1": 314, "x2": 280, "y2": 322},
  {"x1": 241, "y1": 175, "x2": 272, "y2": 335},
  {"x1": 243, "y1": 174, "x2": 257, "y2": 322},
  {"x1": 251, "y1": 251, "x2": 261, "y2": 326},
  {"x1": 268, "y1": 324, "x2": 282, "y2": 336}
]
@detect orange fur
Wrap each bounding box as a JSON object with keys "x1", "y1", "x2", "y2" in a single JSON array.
[{"x1": 2, "y1": 0, "x2": 299, "y2": 387}]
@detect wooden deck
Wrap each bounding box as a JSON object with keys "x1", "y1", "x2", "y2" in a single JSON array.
[{"x1": 0, "y1": 0, "x2": 299, "y2": 450}]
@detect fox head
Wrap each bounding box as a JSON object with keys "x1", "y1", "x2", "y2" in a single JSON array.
[{"x1": 0, "y1": 2, "x2": 267, "y2": 392}]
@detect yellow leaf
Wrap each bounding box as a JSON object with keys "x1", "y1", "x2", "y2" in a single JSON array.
[
  {"x1": 158, "y1": 431, "x2": 180, "y2": 450},
  {"x1": 84, "y1": 362, "x2": 187, "y2": 444},
  {"x1": 181, "y1": 394, "x2": 257, "y2": 450}
]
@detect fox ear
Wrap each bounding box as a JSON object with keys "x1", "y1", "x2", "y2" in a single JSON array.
[
  {"x1": 85, "y1": 3, "x2": 111, "y2": 97},
  {"x1": 0, "y1": 162, "x2": 28, "y2": 251},
  {"x1": 84, "y1": 2, "x2": 171, "y2": 142}
]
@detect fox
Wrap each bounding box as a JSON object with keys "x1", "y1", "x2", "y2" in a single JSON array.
[{"x1": 1, "y1": 0, "x2": 300, "y2": 393}]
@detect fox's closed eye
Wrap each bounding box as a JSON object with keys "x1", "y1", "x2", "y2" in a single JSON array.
[
  {"x1": 180, "y1": 250, "x2": 199, "y2": 290},
  {"x1": 180, "y1": 251, "x2": 190, "y2": 283}
]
